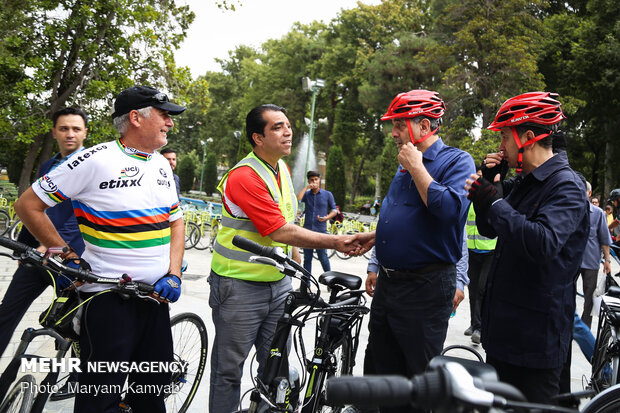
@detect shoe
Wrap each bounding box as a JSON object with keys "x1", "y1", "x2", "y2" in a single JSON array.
[
  {"x1": 464, "y1": 326, "x2": 473, "y2": 336},
  {"x1": 49, "y1": 379, "x2": 77, "y2": 401},
  {"x1": 471, "y1": 329, "x2": 481, "y2": 344}
]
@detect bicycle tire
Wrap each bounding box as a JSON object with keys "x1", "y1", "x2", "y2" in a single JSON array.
[
  {"x1": 184, "y1": 222, "x2": 200, "y2": 250},
  {"x1": 312, "y1": 249, "x2": 335, "y2": 260},
  {"x1": 193, "y1": 224, "x2": 212, "y2": 251},
  {"x1": 8, "y1": 219, "x2": 22, "y2": 241},
  {"x1": 0, "y1": 374, "x2": 36, "y2": 413},
  {"x1": 310, "y1": 335, "x2": 354, "y2": 413},
  {"x1": 591, "y1": 320, "x2": 618, "y2": 392},
  {"x1": 165, "y1": 312, "x2": 208, "y2": 413},
  {"x1": 0, "y1": 210, "x2": 10, "y2": 237},
  {"x1": 333, "y1": 250, "x2": 352, "y2": 261},
  {"x1": 582, "y1": 383, "x2": 620, "y2": 412},
  {"x1": 209, "y1": 224, "x2": 219, "y2": 253}
]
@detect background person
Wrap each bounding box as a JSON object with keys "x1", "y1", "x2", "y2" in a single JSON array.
[
  {"x1": 160, "y1": 147, "x2": 180, "y2": 197},
  {"x1": 0, "y1": 107, "x2": 88, "y2": 361},
  {"x1": 14, "y1": 85, "x2": 186, "y2": 413},
  {"x1": 296, "y1": 170, "x2": 337, "y2": 274},
  {"x1": 466, "y1": 91, "x2": 589, "y2": 404},
  {"x1": 578, "y1": 180, "x2": 612, "y2": 328}
]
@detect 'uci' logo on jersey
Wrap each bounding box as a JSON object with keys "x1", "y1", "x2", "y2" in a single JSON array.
[
  {"x1": 38, "y1": 175, "x2": 57, "y2": 193},
  {"x1": 159, "y1": 168, "x2": 168, "y2": 178},
  {"x1": 120, "y1": 166, "x2": 140, "y2": 178}
]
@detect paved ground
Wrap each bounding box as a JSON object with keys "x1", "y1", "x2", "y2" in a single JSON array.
[{"x1": 0, "y1": 244, "x2": 604, "y2": 412}]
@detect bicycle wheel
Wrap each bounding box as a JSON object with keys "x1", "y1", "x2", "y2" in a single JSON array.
[
  {"x1": 334, "y1": 250, "x2": 352, "y2": 261},
  {"x1": 208, "y1": 224, "x2": 219, "y2": 253},
  {"x1": 591, "y1": 321, "x2": 618, "y2": 392},
  {"x1": 311, "y1": 336, "x2": 354, "y2": 413},
  {"x1": 165, "y1": 313, "x2": 208, "y2": 413},
  {"x1": 582, "y1": 383, "x2": 620, "y2": 412},
  {"x1": 0, "y1": 374, "x2": 36, "y2": 413},
  {"x1": 194, "y1": 224, "x2": 212, "y2": 251},
  {"x1": 8, "y1": 219, "x2": 22, "y2": 241},
  {"x1": 0, "y1": 210, "x2": 10, "y2": 236},
  {"x1": 184, "y1": 222, "x2": 200, "y2": 250}
]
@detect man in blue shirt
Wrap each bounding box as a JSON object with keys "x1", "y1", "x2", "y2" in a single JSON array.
[
  {"x1": 0, "y1": 107, "x2": 87, "y2": 361},
  {"x1": 579, "y1": 180, "x2": 612, "y2": 328},
  {"x1": 355, "y1": 89, "x2": 475, "y2": 413},
  {"x1": 466, "y1": 92, "x2": 589, "y2": 404},
  {"x1": 296, "y1": 170, "x2": 337, "y2": 274}
]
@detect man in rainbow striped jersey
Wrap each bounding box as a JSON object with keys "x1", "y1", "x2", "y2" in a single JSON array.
[{"x1": 15, "y1": 86, "x2": 186, "y2": 413}]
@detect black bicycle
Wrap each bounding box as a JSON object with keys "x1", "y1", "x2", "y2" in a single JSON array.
[
  {"x1": 231, "y1": 235, "x2": 369, "y2": 413},
  {"x1": 0, "y1": 236, "x2": 207, "y2": 413}
]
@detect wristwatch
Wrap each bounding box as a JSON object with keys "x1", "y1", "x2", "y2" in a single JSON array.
[{"x1": 605, "y1": 258, "x2": 612, "y2": 263}]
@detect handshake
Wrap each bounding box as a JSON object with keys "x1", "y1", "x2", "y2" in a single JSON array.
[{"x1": 333, "y1": 231, "x2": 375, "y2": 257}]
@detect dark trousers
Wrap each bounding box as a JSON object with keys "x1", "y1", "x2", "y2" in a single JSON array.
[
  {"x1": 0, "y1": 264, "x2": 52, "y2": 357},
  {"x1": 74, "y1": 293, "x2": 173, "y2": 413},
  {"x1": 578, "y1": 268, "x2": 598, "y2": 328},
  {"x1": 487, "y1": 355, "x2": 563, "y2": 404},
  {"x1": 467, "y1": 251, "x2": 494, "y2": 330},
  {"x1": 369, "y1": 266, "x2": 455, "y2": 413}
]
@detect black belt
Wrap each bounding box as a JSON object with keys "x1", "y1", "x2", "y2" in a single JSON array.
[{"x1": 379, "y1": 263, "x2": 455, "y2": 281}]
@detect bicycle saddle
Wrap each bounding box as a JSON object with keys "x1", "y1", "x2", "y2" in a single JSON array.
[{"x1": 319, "y1": 271, "x2": 362, "y2": 290}]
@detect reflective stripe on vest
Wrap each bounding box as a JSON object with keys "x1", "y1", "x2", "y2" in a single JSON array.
[
  {"x1": 211, "y1": 152, "x2": 297, "y2": 282},
  {"x1": 466, "y1": 204, "x2": 497, "y2": 251}
]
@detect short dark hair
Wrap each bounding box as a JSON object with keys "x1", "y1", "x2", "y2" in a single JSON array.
[
  {"x1": 411, "y1": 115, "x2": 441, "y2": 133},
  {"x1": 245, "y1": 104, "x2": 287, "y2": 147},
  {"x1": 160, "y1": 148, "x2": 176, "y2": 156},
  {"x1": 307, "y1": 170, "x2": 320, "y2": 180},
  {"x1": 52, "y1": 107, "x2": 88, "y2": 128}
]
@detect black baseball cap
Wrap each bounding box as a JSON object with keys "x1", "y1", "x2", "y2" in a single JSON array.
[{"x1": 112, "y1": 86, "x2": 186, "y2": 118}]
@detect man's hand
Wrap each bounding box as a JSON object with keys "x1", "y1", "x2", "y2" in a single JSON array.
[
  {"x1": 317, "y1": 215, "x2": 328, "y2": 222},
  {"x1": 604, "y1": 260, "x2": 612, "y2": 275},
  {"x1": 466, "y1": 176, "x2": 502, "y2": 215},
  {"x1": 58, "y1": 256, "x2": 90, "y2": 291},
  {"x1": 365, "y1": 271, "x2": 377, "y2": 297},
  {"x1": 154, "y1": 274, "x2": 182, "y2": 303},
  {"x1": 333, "y1": 235, "x2": 361, "y2": 255},
  {"x1": 345, "y1": 231, "x2": 375, "y2": 256},
  {"x1": 398, "y1": 142, "x2": 423, "y2": 173},
  {"x1": 452, "y1": 289, "x2": 464, "y2": 313}
]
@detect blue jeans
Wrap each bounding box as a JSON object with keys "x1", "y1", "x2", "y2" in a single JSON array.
[
  {"x1": 208, "y1": 272, "x2": 292, "y2": 413},
  {"x1": 303, "y1": 248, "x2": 331, "y2": 274}
]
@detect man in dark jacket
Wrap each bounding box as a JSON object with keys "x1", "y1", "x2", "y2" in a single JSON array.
[
  {"x1": 0, "y1": 107, "x2": 88, "y2": 360},
  {"x1": 466, "y1": 92, "x2": 589, "y2": 403}
]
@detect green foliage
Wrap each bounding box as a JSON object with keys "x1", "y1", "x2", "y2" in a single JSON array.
[
  {"x1": 379, "y1": 135, "x2": 400, "y2": 197},
  {"x1": 325, "y1": 146, "x2": 347, "y2": 208},
  {"x1": 203, "y1": 152, "x2": 218, "y2": 195},
  {"x1": 178, "y1": 152, "x2": 197, "y2": 193}
]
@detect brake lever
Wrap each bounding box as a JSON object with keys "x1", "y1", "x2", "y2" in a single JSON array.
[{"x1": 249, "y1": 256, "x2": 285, "y2": 272}]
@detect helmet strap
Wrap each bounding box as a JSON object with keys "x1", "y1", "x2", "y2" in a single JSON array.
[
  {"x1": 406, "y1": 118, "x2": 439, "y2": 145},
  {"x1": 510, "y1": 127, "x2": 553, "y2": 174}
]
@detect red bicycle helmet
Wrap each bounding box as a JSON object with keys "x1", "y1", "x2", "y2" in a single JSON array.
[
  {"x1": 488, "y1": 92, "x2": 566, "y2": 174},
  {"x1": 487, "y1": 92, "x2": 565, "y2": 131},
  {"x1": 382, "y1": 90, "x2": 445, "y2": 144},
  {"x1": 381, "y1": 89, "x2": 445, "y2": 121}
]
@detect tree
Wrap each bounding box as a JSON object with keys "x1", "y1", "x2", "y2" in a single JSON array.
[
  {"x1": 177, "y1": 154, "x2": 196, "y2": 193},
  {"x1": 325, "y1": 146, "x2": 347, "y2": 208},
  {"x1": 0, "y1": 0, "x2": 195, "y2": 193},
  {"x1": 379, "y1": 135, "x2": 399, "y2": 198},
  {"x1": 203, "y1": 152, "x2": 218, "y2": 195}
]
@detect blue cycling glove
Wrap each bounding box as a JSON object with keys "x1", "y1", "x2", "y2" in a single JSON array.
[
  {"x1": 57, "y1": 257, "x2": 91, "y2": 291},
  {"x1": 154, "y1": 274, "x2": 182, "y2": 303}
]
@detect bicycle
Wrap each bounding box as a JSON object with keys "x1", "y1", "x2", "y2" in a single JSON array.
[
  {"x1": 0, "y1": 236, "x2": 208, "y2": 413},
  {"x1": 325, "y1": 352, "x2": 620, "y2": 413},
  {"x1": 230, "y1": 235, "x2": 370, "y2": 413}
]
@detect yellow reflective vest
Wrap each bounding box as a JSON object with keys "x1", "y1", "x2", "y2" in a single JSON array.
[
  {"x1": 211, "y1": 152, "x2": 297, "y2": 282},
  {"x1": 466, "y1": 204, "x2": 497, "y2": 251}
]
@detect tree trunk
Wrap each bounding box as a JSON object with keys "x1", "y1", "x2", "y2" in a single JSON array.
[
  {"x1": 350, "y1": 151, "x2": 366, "y2": 205},
  {"x1": 18, "y1": 132, "x2": 48, "y2": 194}
]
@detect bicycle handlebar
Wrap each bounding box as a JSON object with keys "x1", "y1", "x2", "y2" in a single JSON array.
[
  {"x1": 0, "y1": 236, "x2": 155, "y2": 295},
  {"x1": 326, "y1": 362, "x2": 577, "y2": 413}
]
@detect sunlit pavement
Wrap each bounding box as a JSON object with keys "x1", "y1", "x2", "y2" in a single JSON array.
[{"x1": 0, "y1": 246, "x2": 603, "y2": 412}]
